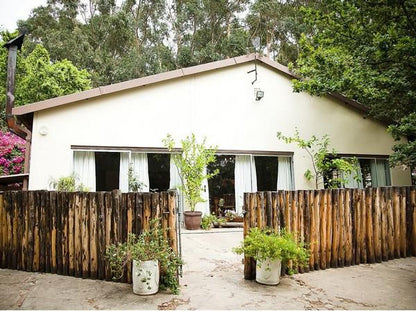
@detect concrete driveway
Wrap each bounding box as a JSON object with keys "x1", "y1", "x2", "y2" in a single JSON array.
[{"x1": 1, "y1": 228, "x2": 415, "y2": 310}]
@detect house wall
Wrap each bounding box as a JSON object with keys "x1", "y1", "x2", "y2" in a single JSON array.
[{"x1": 28, "y1": 63, "x2": 411, "y2": 190}]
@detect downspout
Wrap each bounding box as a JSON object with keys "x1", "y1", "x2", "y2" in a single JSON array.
[{"x1": 4, "y1": 34, "x2": 32, "y2": 190}]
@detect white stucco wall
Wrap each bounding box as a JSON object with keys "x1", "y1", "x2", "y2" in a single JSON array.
[{"x1": 28, "y1": 62, "x2": 411, "y2": 190}]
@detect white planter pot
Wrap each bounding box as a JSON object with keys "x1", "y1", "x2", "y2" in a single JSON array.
[
  {"x1": 256, "y1": 258, "x2": 282, "y2": 285},
  {"x1": 132, "y1": 260, "x2": 159, "y2": 295}
]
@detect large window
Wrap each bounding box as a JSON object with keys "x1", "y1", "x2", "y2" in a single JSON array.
[
  {"x1": 323, "y1": 157, "x2": 391, "y2": 189},
  {"x1": 207, "y1": 154, "x2": 292, "y2": 216},
  {"x1": 359, "y1": 158, "x2": 391, "y2": 187}
]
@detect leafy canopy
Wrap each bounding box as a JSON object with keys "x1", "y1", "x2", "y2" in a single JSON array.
[
  {"x1": 0, "y1": 31, "x2": 91, "y2": 129},
  {"x1": 291, "y1": 0, "x2": 416, "y2": 170}
]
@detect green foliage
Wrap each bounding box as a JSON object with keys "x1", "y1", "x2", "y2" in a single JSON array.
[
  {"x1": 277, "y1": 129, "x2": 360, "y2": 189},
  {"x1": 246, "y1": 0, "x2": 318, "y2": 64},
  {"x1": 291, "y1": 0, "x2": 416, "y2": 169},
  {"x1": 233, "y1": 227, "x2": 309, "y2": 273},
  {"x1": 163, "y1": 133, "x2": 218, "y2": 212},
  {"x1": 388, "y1": 113, "x2": 416, "y2": 170},
  {"x1": 128, "y1": 165, "x2": 147, "y2": 192},
  {"x1": 48, "y1": 174, "x2": 89, "y2": 192},
  {"x1": 106, "y1": 220, "x2": 183, "y2": 294},
  {"x1": 9, "y1": 0, "x2": 325, "y2": 87},
  {"x1": 224, "y1": 209, "x2": 243, "y2": 221},
  {"x1": 200, "y1": 213, "x2": 226, "y2": 230},
  {"x1": 0, "y1": 34, "x2": 91, "y2": 129}
]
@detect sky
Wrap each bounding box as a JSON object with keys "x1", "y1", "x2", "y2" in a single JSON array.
[{"x1": 0, "y1": 0, "x2": 47, "y2": 32}]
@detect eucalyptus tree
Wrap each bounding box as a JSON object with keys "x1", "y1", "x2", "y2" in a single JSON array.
[
  {"x1": 246, "y1": 0, "x2": 321, "y2": 65},
  {"x1": 169, "y1": 0, "x2": 251, "y2": 67}
]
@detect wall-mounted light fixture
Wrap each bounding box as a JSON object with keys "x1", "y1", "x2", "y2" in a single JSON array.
[
  {"x1": 255, "y1": 88, "x2": 264, "y2": 101},
  {"x1": 39, "y1": 126, "x2": 48, "y2": 136}
]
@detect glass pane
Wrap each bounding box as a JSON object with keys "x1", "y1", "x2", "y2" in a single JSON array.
[
  {"x1": 95, "y1": 152, "x2": 120, "y2": 191},
  {"x1": 148, "y1": 153, "x2": 170, "y2": 192},
  {"x1": 254, "y1": 156, "x2": 278, "y2": 191},
  {"x1": 207, "y1": 155, "x2": 235, "y2": 215}
]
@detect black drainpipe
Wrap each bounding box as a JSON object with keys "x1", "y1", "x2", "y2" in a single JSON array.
[{"x1": 4, "y1": 34, "x2": 32, "y2": 190}]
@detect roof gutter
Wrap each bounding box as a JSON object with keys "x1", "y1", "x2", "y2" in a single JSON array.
[{"x1": 3, "y1": 34, "x2": 31, "y2": 190}]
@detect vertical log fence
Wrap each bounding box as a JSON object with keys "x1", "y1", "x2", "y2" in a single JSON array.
[
  {"x1": 0, "y1": 190, "x2": 177, "y2": 283},
  {"x1": 244, "y1": 186, "x2": 416, "y2": 279}
]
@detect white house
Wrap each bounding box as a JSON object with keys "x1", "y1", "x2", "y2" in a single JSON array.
[{"x1": 12, "y1": 54, "x2": 411, "y2": 216}]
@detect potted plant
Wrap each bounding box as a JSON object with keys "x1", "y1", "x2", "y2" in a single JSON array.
[
  {"x1": 233, "y1": 227, "x2": 309, "y2": 285},
  {"x1": 224, "y1": 210, "x2": 244, "y2": 223},
  {"x1": 163, "y1": 133, "x2": 218, "y2": 230},
  {"x1": 106, "y1": 223, "x2": 183, "y2": 295},
  {"x1": 201, "y1": 213, "x2": 226, "y2": 230}
]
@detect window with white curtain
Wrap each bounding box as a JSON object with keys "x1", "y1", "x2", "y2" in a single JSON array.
[
  {"x1": 73, "y1": 151, "x2": 96, "y2": 191},
  {"x1": 343, "y1": 158, "x2": 391, "y2": 188},
  {"x1": 207, "y1": 154, "x2": 293, "y2": 215},
  {"x1": 235, "y1": 155, "x2": 257, "y2": 214}
]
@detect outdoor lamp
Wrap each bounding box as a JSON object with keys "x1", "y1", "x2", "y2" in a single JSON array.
[{"x1": 255, "y1": 88, "x2": 264, "y2": 101}]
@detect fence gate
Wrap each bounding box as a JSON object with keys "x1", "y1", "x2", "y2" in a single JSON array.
[{"x1": 0, "y1": 190, "x2": 178, "y2": 283}]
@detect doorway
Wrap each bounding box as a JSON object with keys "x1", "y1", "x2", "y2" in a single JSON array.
[{"x1": 207, "y1": 155, "x2": 235, "y2": 216}]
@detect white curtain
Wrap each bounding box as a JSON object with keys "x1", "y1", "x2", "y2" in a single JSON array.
[
  {"x1": 235, "y1": 155, "x2": 257, "y2": 214},
  {"x1": 371, "y1": 159, "x2": 388, "y2": 187},
  {"x1": 343, "y1": 160, "x2": 364, "y2": 188},
  {"x1": 195, "y1": 167, "x2": 210, "y2": 216},
  {"x1": 131, "y1": 153, "x2": 149, "y2": 191},
  {"x1": 169, "y1": 155, "x2": 182, "y2": 191},
  {"x1": 277, "y1": 156, "x2": 294, "y2": 190},
  {"x1": 73, "y1": 151, "x2": 96, "y2": 191},
  {"x1": 119, "y1": 152, "x2": 130, "y2": 192}
]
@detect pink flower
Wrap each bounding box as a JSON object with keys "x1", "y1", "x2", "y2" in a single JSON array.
[{"x1": 0, "y1": 131, "x2": 25, "y2": 176}]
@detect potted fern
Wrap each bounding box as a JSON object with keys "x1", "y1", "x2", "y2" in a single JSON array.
[
  {"x1": 106, "y1": 223, "x2": 183, "y2": 295},
  {"x1": 233, "y1": 227, "x2": 309, "y2": 285}
]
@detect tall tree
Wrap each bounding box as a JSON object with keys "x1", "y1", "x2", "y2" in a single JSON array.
[
  {"x1": 246, "y1": 0, "x2": 320, "y2": 65},
  {"x1": 170, "y1": 0, "x2": 250, "y2": 67},
  {"x1": 0, "y1": 32, "x2": 91, "y2": 129},
  {"x1": 291, "y1": 0, "x2": 416, "y2": 170}
]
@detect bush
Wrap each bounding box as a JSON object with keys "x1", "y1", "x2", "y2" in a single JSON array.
[
  {"x1": 49, "y1": 174, "x2": 89, "y2": 191},
  {"x1": 0, "y1": 131, "x2": 25, "y2": 176},
  {"x1": 233, "y1": 227, "x2": 309, "y2": 273}
]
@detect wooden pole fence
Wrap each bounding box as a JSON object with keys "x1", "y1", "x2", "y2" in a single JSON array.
[
  {"x1": 243, "y1": 187, "x2": 416, "y2": 280},
  {"x1": 0, "y1": 190, "x2": 177, "y2": 283}
]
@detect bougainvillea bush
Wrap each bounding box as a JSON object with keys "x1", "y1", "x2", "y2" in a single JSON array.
[{"x1": 0, "y1": 131, "x2": 25, "y2": 176}]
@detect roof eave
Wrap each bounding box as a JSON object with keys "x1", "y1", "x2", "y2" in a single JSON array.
[{"x1": 12, "y1": 53, "x2": 374, "y2": 123}]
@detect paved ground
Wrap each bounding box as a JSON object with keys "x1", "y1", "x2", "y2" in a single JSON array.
[{"x1": 1, "y1": 228, "x2": 415, "y2": 310}]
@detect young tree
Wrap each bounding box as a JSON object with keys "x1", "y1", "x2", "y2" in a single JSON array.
[
  {"x1": 163, "y1": 133, "x2": 218, "y2": 212},
  {"x1": 277, "y1": 129, "x2": 360, "y2": 189}
]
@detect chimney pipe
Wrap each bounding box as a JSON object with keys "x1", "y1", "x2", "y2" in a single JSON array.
[{"x1": 4, "y1": 34, "x2": 29, "y2": 139}]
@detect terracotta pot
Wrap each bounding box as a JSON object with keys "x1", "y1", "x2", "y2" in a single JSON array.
[{"x1": 183, "y1": 211, "x2": 202, "y2": 230}]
